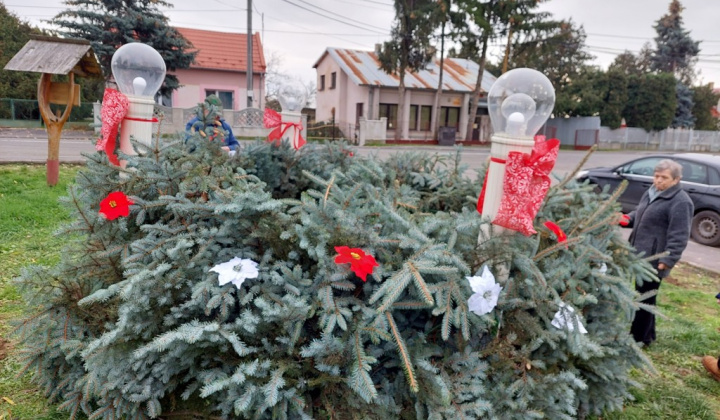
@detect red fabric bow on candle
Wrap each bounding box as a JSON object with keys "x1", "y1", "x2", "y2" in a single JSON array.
[
  {"x1": 263, "y1": 108, "x2": 306, "y2": 150},
  {"x1": 477, "y1": 136, "x2": 560, "y2": 235},
  {"x1": 96, "y1": 88, "x2": 129, "y2": 166},
  {"x1": 492, "y1": 137, "x2": 560, "y2": 235}
]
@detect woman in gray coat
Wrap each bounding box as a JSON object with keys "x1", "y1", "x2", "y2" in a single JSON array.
[{"x1": 623, "y1": 159, "x2": 693, "y2": 346}]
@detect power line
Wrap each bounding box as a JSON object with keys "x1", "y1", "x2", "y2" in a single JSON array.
[
  {"x1": 278, "y1": 0, "x2": 386, "y2": 35},
  {"x1": 293, "y1": 0, "x2": 388, "y2": 32},
  {"x1": 334, "y1": 0, "x2": 391, "y2": 12}
]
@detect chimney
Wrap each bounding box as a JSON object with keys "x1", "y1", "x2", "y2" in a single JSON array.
[{"x1": 374, "y1": 43, "x2": 382, "y2": 54}]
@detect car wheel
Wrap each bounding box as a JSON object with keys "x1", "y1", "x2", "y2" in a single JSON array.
[{"x1": 691, "y1": 210, "x2": 720, "y2": 247}]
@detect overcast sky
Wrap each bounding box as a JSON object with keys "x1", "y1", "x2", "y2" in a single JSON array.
[{"x1": 5, "y1": 0, "x2": 720, "y2": 88}]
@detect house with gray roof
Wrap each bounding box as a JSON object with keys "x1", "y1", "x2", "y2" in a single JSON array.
[{"x1": 313, "y1": 46, "x2": 496, "y2": 142}]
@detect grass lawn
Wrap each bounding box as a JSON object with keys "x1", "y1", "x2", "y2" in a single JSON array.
[{"x1": 1, "y1": 164, "x2": 720, "y2": 419}]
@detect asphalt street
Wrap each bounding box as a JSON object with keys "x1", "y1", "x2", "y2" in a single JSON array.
[{"x1": 1, "y1": 130, "x2": 719, "y2": 274}]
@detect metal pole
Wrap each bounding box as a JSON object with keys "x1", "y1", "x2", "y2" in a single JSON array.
[{"x1": 247, "y1": 0, "x2": 253, "y2": 108}]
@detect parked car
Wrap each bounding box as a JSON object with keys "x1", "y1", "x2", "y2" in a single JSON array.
[{"x1": 576, "y1": 153, "x2": 720, "y2": 247}]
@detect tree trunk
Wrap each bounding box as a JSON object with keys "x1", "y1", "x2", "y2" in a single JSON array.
[
  {"x1": 432, "y1": 19, "x2": 446, "y2": 140},
  {"x1": 502, "y1": 23, "x2": 514, "y2": 74},
  {"x1": 465, "y1": 33, "x2": 489, "y2": 141},
  {"x1": 396, "y1": 69, "x2": 405, "y2": 141}
]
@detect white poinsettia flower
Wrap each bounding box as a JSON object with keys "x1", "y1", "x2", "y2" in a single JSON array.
[
  {"x1": 551, "y1": 302, "x2": 588, "y2": 334},
  {"x1": 466, "y1": 265, "x2": 502, "y2": 316},
  {"x1": 598, "y1": 262, "x2": 608, "y2": 274},
  {"x1": 210, "y1": 257, "x2": 259, "y2": 289}
]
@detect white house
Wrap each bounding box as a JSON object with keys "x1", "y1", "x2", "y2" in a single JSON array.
[{"x1": 313, "y1": 47, "x2": 496, "y2": 142}]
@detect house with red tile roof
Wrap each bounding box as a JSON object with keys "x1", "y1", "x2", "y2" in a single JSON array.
[
  {"x1": 171, "y1": 27, "x2": 266, "y2": 111},
  {"x1": 313, "y1": 47, "x2": 496, "y2": 142}
]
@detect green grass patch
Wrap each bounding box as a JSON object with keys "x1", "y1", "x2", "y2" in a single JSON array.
[
  {"x1": 0, "y1": 164, "x2": 81, "y2": 420},
  {"x1": 1, "y1": 165, "x2": 719, "y2": 419}
]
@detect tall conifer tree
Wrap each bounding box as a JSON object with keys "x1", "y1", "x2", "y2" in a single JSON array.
[
  {"x1": 651, "y1": 0, "x2": 700, "y2": 128},
  {"x1": 52, "y1": 0, "x2": 195, "y2": 96}
]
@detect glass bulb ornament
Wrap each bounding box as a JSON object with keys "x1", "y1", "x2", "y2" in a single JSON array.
[
  {"x1": 278, "y1": 79, "x2": 308, "y2": 113},
  {"x1": 111, "y1": 43, "x2": 166, "y2": 97},
  {"x1": 487, "y1": 68, "x2": 555, "y2": 139}
]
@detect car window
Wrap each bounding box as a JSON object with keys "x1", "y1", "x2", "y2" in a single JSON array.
[
  {"x1": 678, "y1": 160, "x2": 707, "y2": 184},
  {"x1": 620, "y1": 157, "x2": 664, "y2": 176},
  {"x1": 708, "y1": 167, "x2": 720, "y2": 186}
]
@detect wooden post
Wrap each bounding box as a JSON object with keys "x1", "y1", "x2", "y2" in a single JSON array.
[{"x1": 37, "y1": 72, "x2": 76, "y2": 186}]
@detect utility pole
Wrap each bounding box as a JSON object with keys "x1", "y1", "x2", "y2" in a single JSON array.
[{"x1": 247, "y1": 0, "x2": 253, "y2": 108}]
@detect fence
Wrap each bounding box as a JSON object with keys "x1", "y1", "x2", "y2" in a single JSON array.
[
  {"x1": 0, "y1": 98, "x2": 95, "y2": 125},
  {"x1": 598, "y1": 127, "x2": 720, "y2": 152}
]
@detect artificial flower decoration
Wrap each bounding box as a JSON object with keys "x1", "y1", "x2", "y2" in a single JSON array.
[
  {"x1": 618, "y1": 214, "x2": 631, "y2": 227},
  {"x1": 99, "y1": 191, "x2": 133, "y2": 220},
  {"x1": 544, "y1": 221, "x2": 567, "y2": 243},
  {"x1": 334, "y1": 246, "x2": 379, "y2": 282},
  {"x1": 551, "y1": 302, "x2": 588, "y2": 334},
  {"x1": 466, "y1": 265, "x2": 503, "y2": 316},
  {"x1": 598, "y1": 262, "x2": 608, "y2": 275},
  {"x1": 210, "y1": 257, "x2": 259, "y2": 289}
]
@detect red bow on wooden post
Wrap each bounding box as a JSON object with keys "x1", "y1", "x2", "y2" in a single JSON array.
[
  {"x1": 492, "y1": 137, "x2": 560, "y2": 235},
  {"x1": 263, "y1": 108, "x2": 306, "y2": 150},
  {"x1": 96, "y1": 88, "x2": 129, "y2": 166}
]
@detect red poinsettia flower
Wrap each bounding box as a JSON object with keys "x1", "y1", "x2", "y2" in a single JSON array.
[
  {"x1": 99, "y1": 191, "x2": 133, "y2": 220},
  {"x1": 334, "y1": 246, "x2": 379, "y2": 282},
  {"x1": 544, "y1": 221, "x2": 567, "y2": 243}
]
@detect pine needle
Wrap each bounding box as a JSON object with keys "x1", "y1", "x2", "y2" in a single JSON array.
[{"x1": 385, "y1": 311, "x2": 418, "y2": 392}]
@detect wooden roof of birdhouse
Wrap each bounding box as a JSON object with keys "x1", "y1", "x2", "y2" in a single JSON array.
[{"x1": 4, "y1": 35, "x2": 103, "y2": 77}]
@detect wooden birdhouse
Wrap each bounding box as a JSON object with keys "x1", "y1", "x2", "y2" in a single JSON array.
[{"x1": 4, "y1": 35, "x2": 102, "y2": 185}]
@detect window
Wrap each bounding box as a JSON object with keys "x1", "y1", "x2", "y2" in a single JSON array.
[
  {"x1": 319, "y1": 75, "x2": 325, "y2": 91},
  {"x1": 356, "y1": 103, "x2": 364, "y2": 125},
  {"x1": 621, "y1": 158, "x2": 664, "y2": 176},
  {"x1": 379, "y1": 103, "x2": 398, "y2": 129},
  {"x1": 440, "y1": 106, "x2": 460, "y2": 129},
  {"x1": 419, "y1": 106, "x2": 432, "y2": 131},
  {"x1": 409, "y1": 105, "x2": 418, "y2": 130},
  {"x1": 205, "y1": 90, "x2": 233, "y2": 109},
  {"x1": 678, "y1": 160, "x2": 708, "y2": 184},
  {"x1": 330, "y1": 72, "x2": 337, "y2": 89}
]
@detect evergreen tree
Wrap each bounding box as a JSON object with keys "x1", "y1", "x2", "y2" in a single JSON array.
[
  {"x1": 651, "y1": 0, "x2": 700, "y2": 129},
  {"x1": 52, "y1": 0, "x2": 196, "y2": 96},
  {"x1": 651, "y1": 0, "x2": 700, "y2": 85},
  {"x1": 15, "y1": 101, "x2": 656, "y2": 419},
  {"x1": 690, "y1": 83, "x2": 720, "y2": 131},
  {"x1": 672, "y1": 81, "x2": 695, "y2": 128},
  {"x1": 378, "y1": 0, "x2": 441, "y2": 141}
]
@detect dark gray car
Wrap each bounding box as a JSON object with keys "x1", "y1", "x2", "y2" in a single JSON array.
[{"x1": 576, "y1": 153, "x2": 720, "y2": 247}]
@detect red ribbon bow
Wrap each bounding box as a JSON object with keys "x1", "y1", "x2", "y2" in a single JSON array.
[
  {"x1": 477, "y1": 136, "x2": 560, "y2": 236},
  {"x1": 97, "y1": 88, "x2": 129, "y2": 165},
  {"x1": 492, "y1": 137, "x2": 560, "y2": 235},
  {"x1": 263, "y1": 108, "x2": 306, "y2": 150}
]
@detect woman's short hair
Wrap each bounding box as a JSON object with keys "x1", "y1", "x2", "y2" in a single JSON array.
[{"x1": 654, "y1": 159, "x2": 682, "y2": 179}]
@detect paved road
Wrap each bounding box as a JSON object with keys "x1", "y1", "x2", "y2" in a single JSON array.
[{"x1": 2, "y1": 131, "x2": 719, "y2": 274}]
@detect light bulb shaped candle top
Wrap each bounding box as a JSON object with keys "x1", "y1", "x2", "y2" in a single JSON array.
[
  {"x1": 111, "y1": 43, "x2": 166, "y2": 97},
  {"x1": 278, "y1": 79, "x2": 308, "y2": 113},
  {"x1": 487, "y1": 68, "x2": 555, "y2": 139}
]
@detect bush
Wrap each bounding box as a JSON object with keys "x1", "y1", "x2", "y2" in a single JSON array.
[{"x1": 14, "y1": 112, "x2": 653, "y2": 419}]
